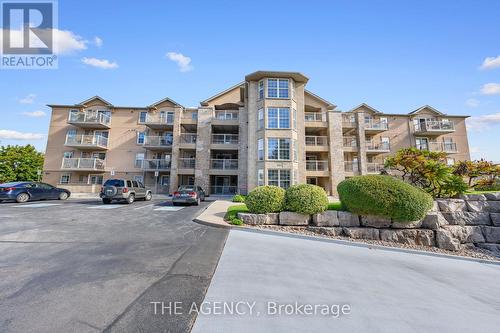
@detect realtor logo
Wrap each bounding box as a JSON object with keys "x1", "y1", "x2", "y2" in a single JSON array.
[{"x1": 1, "y1": 0, "x2": 58, "y2": 69}]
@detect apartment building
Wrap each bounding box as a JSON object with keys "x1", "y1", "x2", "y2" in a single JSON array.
[{"x1": 42, "y1": 71, "x2": 470, "y2": 196}]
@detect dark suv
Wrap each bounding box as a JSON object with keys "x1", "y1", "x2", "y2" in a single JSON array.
[{"x1": 100, "y1": 179, "x2": 152, "y2": 204}]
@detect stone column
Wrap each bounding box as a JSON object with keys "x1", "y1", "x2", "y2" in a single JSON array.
[
  {"x1": 237, "y1": 106, "x2": 248, "y2": 194},
  {"x1": 356, "y1": 112, "x2": 368, "y2": 174},
  {"x1": 194, "y1": 107, "x2": 212, "y2": 192},
  {"x1": 169, "y1": 106, "x2": 183, "y2": 194},
  {"x1": 328, "y1": 111, "x2": 345, "y2": 196}
]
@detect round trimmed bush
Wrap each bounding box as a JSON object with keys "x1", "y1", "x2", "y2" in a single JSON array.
[
  {"x1": 245, "y1": 186, "x2": 285, "y2": 214},
  {"x1": 285, "y1": 184, "x2": 329, "y2": 215},
  {"x1": 232, "y1": 194, "x2": 246, "y2": 203},
  {"x1": 337, "y1": 175, "x2": 433, "y2": 222}
]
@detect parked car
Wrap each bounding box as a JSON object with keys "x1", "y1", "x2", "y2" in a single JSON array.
[
  {"x1": 172, "y1": 185, "x2": 206, "y2": 206},
  {"x1": 100, "y1": 178, "x2": 152, "y2": 204},
  {"x1": 0, "y1": 182, "x2": 71, "y2": 203}
]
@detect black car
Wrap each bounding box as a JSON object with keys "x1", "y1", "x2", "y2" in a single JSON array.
[{"x1": 0, "y1": 182, "x2": 71, "y2": 203}]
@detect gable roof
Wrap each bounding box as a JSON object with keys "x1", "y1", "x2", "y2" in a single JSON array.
[
  {"x1": 200, "y1": 81, "x2": 244, "y2": 106},
  {"x1": 245, "y1": 71, "x2": 309, "y2": 83},
  {"x1": 304, "y1": 90, "x2": 336, "y2": 110},
  {"x1": 348, "y1": 103, "x2": 381, "y2": 114},
  {"x1": 78, "y1": 95, "x2": 113, "y2": 107},
  {"x1": 148, "y1": 96, "x2": 183, "y2": 108},
  {"x1": 409, "y1": 105, "x2": 445, "y2": 115}
]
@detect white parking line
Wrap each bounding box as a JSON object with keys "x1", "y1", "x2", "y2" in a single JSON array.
[
  {"x1": 153, "y1": 206, "x2": 185, "y2": 211},
  {"x1": 14, "y1": 203, "x2": 62, "y2": 208},
  {"x1": 87, "y1": 205, "x2": 126, "y2": 210},
  {"x1": 134, "y1": 204, "x2": 155, "y2": 210}
]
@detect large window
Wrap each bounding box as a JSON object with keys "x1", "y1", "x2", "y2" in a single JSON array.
[
  {"x1": 258, "y1": 109, "x2": 264, "y2": 129},
  {"x1": 267, "y1": 79, "x2": 289, "y2": 98},
  {"x1": 293, "y1": 140, "x2": 298, "y2": 162},
  {"x1": 268, "y1": 169, "x2": 291, "y2": 189},
  {"x1": 258, "y1": 80, "x2": 264, "y2": 100},
  {"x1": 293, "y1": 108, "x2": 297, "y2": 129},
  {"x1": 267, "y1": 138, "x2": 290, "y2": 160},
  {"x1": 60, "y1": 173, "x2": 71, "y2": 184},
  {"x1": 258, "y1": 169, "x2": 264, "y2": 186},
  {"x1": 267, "y1": 107, "x2": 290, "y2": 129},
  {"x1": 258, "y1": 138, "x2": 264, "y2": 161},
  {"x1": 137, "y1": 131, "x2": 145, "y2": 144},
  {"x1": 139, "y1": 111, "x2": 148, "y2": 123}
]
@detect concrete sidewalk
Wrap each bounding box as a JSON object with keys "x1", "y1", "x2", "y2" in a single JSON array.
[{"x1": 194, "y1": 200, "x2": 234, "y2": 228}]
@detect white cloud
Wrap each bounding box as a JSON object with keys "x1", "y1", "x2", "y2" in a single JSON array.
[
  {"x1": 480, "y1": 83, "x2": 500, "y2": 95},
  {"x1": 166, "y1": 52, "x2": 193, "y2": 72},
  {"x1": 467, "y1": 112, "x2": 500, "y2": 131},
  {"x1": 480, "y1": 55, "x2": 500, "y2": 70},
  {"x1": 81, "y1": 57, "x2": 118, "y2": 69},
  {"x1": 0, "y1": 130, "x2": 44, "y2": 140},
  {"x1": 18, "y1": 93, "x2": 36, "y2": 104},
  {"x1": 465, "y1": 98, "x2": 480, "y2": 108},
  {"x1": 0, "y1": 28, "x2": 88, "y2": 55},
  {"x1": 93, "y1": 36, "x2": 103, "y2": 47},
  {"x1": 23, "y1": 110, "x2": 46, "y2": 118}
]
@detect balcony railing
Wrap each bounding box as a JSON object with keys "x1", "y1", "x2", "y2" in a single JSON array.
[
  {"x1": 367, "y1": 163, "x2": 385, "y2": 173},
  {"x1": 211, "y1": 185, "x2": 238, "y2": 195},
  {"x1": 305, "y1": 136, "x2": 328, "y2": 146},
  {"x1": 61, "y1": 158, "x2": 105, "y2": 170},
  {"x1": 365, "y1": 120, "x2": 389, "y2": 131},
  {"x1": 68, "y1": 111, "x2": 110, "y2": 126},
  {"x1": 415, "y1": 120, "x2": 455, "y2": 132},
  {"x1": 179, "y1": 158, "x2": 196, "y2": 169},
  {"x1": 417, "y1": 142, "x2": 457, "y2": 153},
  {"x1": 180, "y1": 133, "x2": 197, "y2": 144},
  {"x1": 214, "y1": 110, "x2": 238, "y2": 120},
  {"x1": 212, "y1": 134, "x2": 239, "y2": 144},
  {"x1": 65, "y1": 134, "x2": 108, "y2": 148},
  {"x1": 141, "y1": 113, "x2": 174, "y2": 125},
  {"x1": 306, "y1": 160, "x2": 329, "y2": 171},
  {"x1": 366, "y1": 142, "x2": 390, "y2": 151},
  {"x1": 342, "y1": 115, "x2": 356, "y2": 128},
  {"x1": 138, "y1": 159, "x2": 171, "y2": 170},
  {"x1": 343, "y1": 136, "x2": 358, "y2": 148},
  {"x1": 344, "y1": 161, "x2": 359, "y2": 172},
  {"x1": 143, "y1": 136, "x2": 173, "y2": 147},
  {"x1": 304, "y1": 112, "x2": 327, "y2": 122},
  {"x1": 210, "y1": 159, "x2": 238, "y2": 170}
]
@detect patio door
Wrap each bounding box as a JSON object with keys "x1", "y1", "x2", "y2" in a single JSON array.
[
  {"x1": 214, "y1": 176, "x2": 231, "y2": 194},
  {"x1": 416, "y1": 137, "x2": 429, "y2": 150}
]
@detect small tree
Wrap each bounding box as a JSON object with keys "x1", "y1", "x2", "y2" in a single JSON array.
[
  {"x1": 453, "y1": 159, "x2": 500, "y2": 187},
  {"x1": 0, "y1": 145, "x2": 44, "y2": 183}
]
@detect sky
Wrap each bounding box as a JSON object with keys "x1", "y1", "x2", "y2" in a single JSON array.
[{"x1": 0, "y1": 0, "x2": 500, "y2": 160}]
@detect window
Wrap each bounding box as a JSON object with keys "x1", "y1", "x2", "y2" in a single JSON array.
[
  {"x1": 267, "y1": 79, "x2": 289, "y2": 98},
  {"x1": 293, "y1": 169, "x2": 298, "y2": 185},
  {"x1": 293, "y1": 108, "x2": 297, "y2": 129},
  {"x1": 258, "y1": 80, "x2": 264, "y2": 100},
  {"x1": 126, "y1": 180, "x2": 132, "y2": 187},
  {"x1": 135, "y1": 153, "x2": 145, "y2": 168},
  {"x1": 139, "y1": 111, "x2": 148, "y2": 123},
  {"x1": 60, "y1": 173, "x2": 71, "y2": 184},
  {"x1": 67, "y1": 129, "x2": 77, "y2": 138},
  {"x1": 446, "y1": 158, "x2": 455, "y2": 166},
  {"x1": 89, "y1": 175, "x2": 103, "y2": 185},
  {"x1": 267, "y1": 107, "x2": 290, "y2": 129},
  {"x1": 134, "y1": 175, "x2": 144, "y2": 184},
  {"x1": 132, "y1": 181, "x2": 139, "y2": 188},
  {"x1": 69, "y1": 109, "x2": 79, "y2": 120},
  {"x1": 192, "y1": 112, "x2": 198, "y2": 120},
  {"x1": 267, "y1": 169, "x2": 291, "y2": 189},
  {"x1": 258, "y1": 139, "x2": 264, "y2": 161},
  {"x1": 137, "y1": 131, "x2": 145, "y2": 144},
  {"x1": 267, "y1": 138, "x2": 290, "y2": 160},
  {"x1": 258, "y1": 109, "x2": 264, "y2": 129},
  {"x1": 258, "y1": 169, "x2": 264, "y2": 186},
  {"x1": 63, "y1": 151, "x2": 73, "y2": 159},
  {"x1": 161, "y1": 175, "x2": 170, "y2": 186},
  {"x1": 293, "y1": 140, "x2": 298, "y2": 162},
  {"x1": 167, "y1": 112, "x2": 175, "y2": 124},
  {"x1": 104, "y1": 179, "x2": 125, "y2": 187}
]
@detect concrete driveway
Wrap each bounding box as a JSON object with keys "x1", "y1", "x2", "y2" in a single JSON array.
[
  {"x1": 0, "y1": 199, "x2": 228, "y2": 333},
  {"x1": 193, "y1": 229, "x2": 500, "y2": 333}
]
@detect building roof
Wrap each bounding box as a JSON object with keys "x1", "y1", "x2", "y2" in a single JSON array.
[
  {"x1": 245, "y1": 71, "x2": 309, "y2": 83},
  {"x1": 304, "y1": 89, "x2": 336, "y2": 110},
  {"x1": 200, "y1": 81, "x2": 244, "y2": 107},
  {"x1": 409, "y1": 105, "x2": 445, "y2": 115},
  {"x1": 148, "y1": 96, "x2": 183, "y2": 108},
  {"x1": 348, "y1": 103, "x2": 382, "y2": 114}
]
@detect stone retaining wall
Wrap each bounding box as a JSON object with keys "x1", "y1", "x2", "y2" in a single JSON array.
[{"x1": 238, "y1": 193, "x2": 500, "y2": 254}]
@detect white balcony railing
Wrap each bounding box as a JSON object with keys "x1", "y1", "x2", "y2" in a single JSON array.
[
  {"x1": 367, "y1": 163, "x2": 385, "y2": 173},
  {"x1": 143, "y1": 136, "x2": 173, "y2": 147},
  {"x1": 180, "y1": 133, "x2": 197, "y2": 144},
  {"x1": 138, "y1": 159, "x2": 171, "y2": 170},
  {"x1": 366, "y1": 142, "x2": 390, "y2": 151},
  {"x1": 210, "y1": 185, "x2": 238, "y2": 195},
  {"x1": 305, "y1": 112, "x2": 327, "y2": 122},
  {"x1": 343, "y1": 136, "x2": 358, "y2": 148},
  {"x1": 306, "y1": 160, "x2": 329, "y2": 171},
  {"x1": 212, "y1": 134, "x2": 239, "y2": 144},
  {"x1": 417, "y1": 142, "x2": 457, "y2": 153},
  {"x1": 179, "y1": 158, "x2": 196, "y2": 169},
  {"x1": 68, "y1": 111, "x2": 110, "y2": 126},
  {"x1": 61, "y1": 158, "x2": 105, "y2": 170},
  {"x1": 214, "y1": 110, "x2": 238, "y2": 120},
  {"x1": 342, "y1": 115, "x2": 356, "y2": 128},
  {"x1": 141, "y1": 113, "x2": 174, "y2": 125},
  {"x1": 415, "y1": 120, "x2": 455, "y2": 132},
  {"x1": 344, "y1": 161, "x2": 359, "y2": 172},
  {"x1": 65, "y1": 134, "x2": 108, "y2": 147},
  {"x1": 305, "y1": 136, "x2": 328, "y2": 146},
  {"x1": 210, "y1": 159, "x2": 238, "y2": 170},
  {"x1": 365, "y1": 120, "x2": 388, "y2": 130}
]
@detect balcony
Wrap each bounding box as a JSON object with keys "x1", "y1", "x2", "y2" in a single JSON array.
[
  {"x1": 143, "y1": 136, "x2": 172, "y2": 150},
  {"x1": 141, "y1": 113, "x2": 174, "y2": 129},
  {"x1": 213, "y1": 110, "x2": 239, "y2": 125},
  {"x1": 304, "y1": 112, "x2": 327, "y2": 127},
  {"x1": 179, "y1": 133, "x2": 197, "y2": 149},
  {"x1": 414, "y1": 120, "x2": 455, "y2": 135},
  {"x1": 366, "y1": 142, "x2": 391, "y2": 154},
  {"x1": 178, "y1": 158, "x2": 196, "y2": 169},
  {"x1": 343, "y1": 136, "x2": 358, "y2": 151},
  {"x1": 367, "y1": 163, "x2": 385, "y2": 174},
  {"x1": 211, "y1": 134, "x2": 239, "y2": 148},
  {"x1": 138, "y1": 159, "x2": 171, "y2": 170},
  {"x1": 68, "y1": 111, "x2": 111, "y2": 129},
  {"x1": 342, "y1": 115, "x2": 357, "y2": 129},
  {"x1": 344, "y1": 161, "x2": 359, "y2": 174},
  {"x1": 305, "y1": 136, "x2": 329, "y2": 152},
  {"x1": 364, "y1": 119, "x2": 389, "y2": 133},
  {"x1": 418, "y1": 142, "x2": 458, "y2": 153},
  {"x1": 306, "y1": 160, "x2": 329, "y2": 174},
  {"x1": 65, "y1": 134, "x2": 108, "y2": 150},
  {"x1": 211, "y1": 159, "x2": 238, "y2": 170},
  {"x1": 61, "y1": 158, "x2": 105, "y2": 171}
]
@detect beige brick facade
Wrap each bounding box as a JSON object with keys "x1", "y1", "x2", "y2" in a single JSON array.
[{"x1": 42, "y1": 71, "x2": 471, "y2": 196}]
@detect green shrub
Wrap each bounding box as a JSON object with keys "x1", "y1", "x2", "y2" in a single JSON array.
[
  {"x1": 225, "y1": 204, "x2": 249, "y2": 221},
  {"x1": 284, "y1": 184, "x2": 329, "y2": 215},
  {"x1": 474, "y1": 179, "x2": 500, "y2": 191},
  {"x1": 337, "y1": 175, "x2": 433, "y2": 222},
  {"x1": 245, "y1": 186, "x2": 285, "y2": 214},
  {"x1": 327, "y1": 201, "x2": 344, "y2": 211},
  {"x1": 229, "y1": 218, "x2": 243, "y2": 225},
  {"x1": 232, "y1": 194, "x2": 246, "y2": 202}
]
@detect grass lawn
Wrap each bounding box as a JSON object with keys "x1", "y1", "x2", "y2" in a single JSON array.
[{"x1": 226, "y1": 204, "x2": 249, "y2": 220}]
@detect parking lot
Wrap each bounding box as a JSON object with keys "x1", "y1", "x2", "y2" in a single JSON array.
[{"x1": 0, "y1": 198, "x2": 228, "y2": 333}]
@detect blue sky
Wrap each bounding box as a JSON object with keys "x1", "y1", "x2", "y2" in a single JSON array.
[{"x1": 1, "y1": 0, "x2": 500, "y2": 160}]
